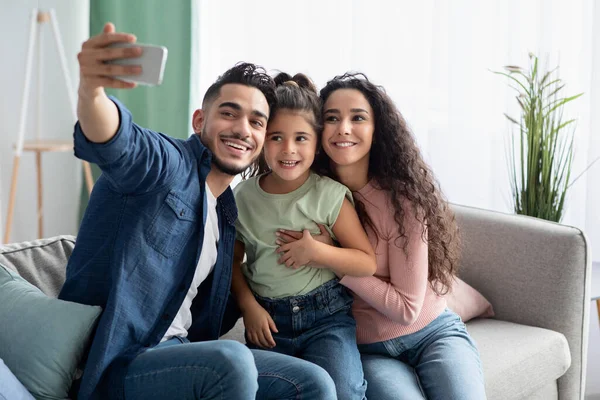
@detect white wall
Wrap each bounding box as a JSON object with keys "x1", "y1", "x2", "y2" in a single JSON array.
[
  {"x1": 0, "y1": 0, "x2": 89, "y2": 243},
  {"x1": 588, "y1": 292, "x2": 600, "y2": 397},
  {"x1": 194, "y1": 0, "x2": 599, "y2": 261}
]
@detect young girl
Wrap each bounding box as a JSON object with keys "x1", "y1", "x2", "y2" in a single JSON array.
[
  {"x1": 232, "y1": 72, "x2": 376, "y2": 400},
  {"x1": 283, "y1": 73, "x2": 487, "y2": 399}
]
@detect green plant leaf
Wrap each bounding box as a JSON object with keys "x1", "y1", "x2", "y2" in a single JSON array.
[
  {"x1": 493, "y1": 53, "x2": 584, "y2": 223},
  {"x1": 492, "y1": 71, "x2": 532, "y2": 96},
  {"x1": 504, "y1": 113, "x2": 519, "y2": 124}
]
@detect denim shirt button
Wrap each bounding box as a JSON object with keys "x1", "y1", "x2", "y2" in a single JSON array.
[
  {"x1": 162, "y1": 313, "x2": 171, "y2": 321},
  {"x1": 292, "y1": 306, "x2": 300, "y2": 313}
]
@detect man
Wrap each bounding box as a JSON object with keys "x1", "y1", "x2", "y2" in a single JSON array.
[{"x1": 59, "y1": 23, "x2": 336, "y2": 400}]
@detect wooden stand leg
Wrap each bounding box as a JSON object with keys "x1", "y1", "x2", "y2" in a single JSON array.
[
  {"x1": 36, "y1": 150, "x2": 43, "y2": 238},
  {"x1": 83, "y1": 161, "x2": 94, "y2": 195},
  {"x1": 4, "y1": 156, "x2": 21, "y2": 243}
]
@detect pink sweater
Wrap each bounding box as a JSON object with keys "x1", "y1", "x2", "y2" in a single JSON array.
[{"x1": 340, "y1": 181, "x2": 446, "y2": 344}]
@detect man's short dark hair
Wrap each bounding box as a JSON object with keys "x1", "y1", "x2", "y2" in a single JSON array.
[{"x1": 202, "y1": 62, "x2": 276, "y2": 111}]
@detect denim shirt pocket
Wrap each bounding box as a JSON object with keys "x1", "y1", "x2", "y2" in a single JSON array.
[{"x1": 146, "y1": 191, "x2": 198, "y2": 257}]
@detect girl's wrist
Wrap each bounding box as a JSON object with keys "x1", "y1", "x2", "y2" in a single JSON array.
[{"x1": 238, "y1": 293, "x2": 260, "y2": 314}]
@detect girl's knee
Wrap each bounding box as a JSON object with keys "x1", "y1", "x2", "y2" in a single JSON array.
[{"x1": 305, "y1": 364, "x2": 337, "y2": 400}]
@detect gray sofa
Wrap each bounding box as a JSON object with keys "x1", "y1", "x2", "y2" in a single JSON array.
[{"x1": 0, "y1": 204, "x2": 591, "y2": 399}]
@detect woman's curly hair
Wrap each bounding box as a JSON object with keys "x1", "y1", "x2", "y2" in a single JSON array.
[{"x1": 314, "y1": 73, "x2": 460, "y2": 295}]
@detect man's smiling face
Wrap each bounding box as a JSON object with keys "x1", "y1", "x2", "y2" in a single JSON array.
[{"x1": 193, "y1": 83, "x2": 270, "y2": 175}]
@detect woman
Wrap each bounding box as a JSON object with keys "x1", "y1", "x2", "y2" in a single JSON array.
[{"x1": 278, "y1": 73, "x2": 486, "y2": 399}]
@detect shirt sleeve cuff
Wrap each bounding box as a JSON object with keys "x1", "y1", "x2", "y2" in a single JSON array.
[{"x1": 73, "y1": 95, "x2": 133, "y2": 166}]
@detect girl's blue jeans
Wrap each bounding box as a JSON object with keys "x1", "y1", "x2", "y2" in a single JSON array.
[{"x1": 248, "y1": 279, "x2": 367, "y2": 400}]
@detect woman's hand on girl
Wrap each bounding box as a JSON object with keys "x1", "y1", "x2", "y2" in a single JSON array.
[
  {"x1": 241, "y1": 302, "x2": 278, "y2": 349},
  {"x1": 276, "y1": 224, "x2": 333, "y2": 246},
  {"x1": 276, "y1": 230, "x2": 320, "y2": 268}
]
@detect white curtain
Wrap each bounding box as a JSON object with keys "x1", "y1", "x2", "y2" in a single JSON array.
[{"x1": 192, "y1": 0, "x2": 599, "y2": 262}]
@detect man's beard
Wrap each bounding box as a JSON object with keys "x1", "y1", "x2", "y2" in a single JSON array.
[
  {"x1": 212, "y1": 155, "x2": 252, "y2": 176},
  {"x1": 203, "y1": 129, "x2": 258, "y2": 176}
]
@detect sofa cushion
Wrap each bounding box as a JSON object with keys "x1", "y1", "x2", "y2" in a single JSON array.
[
  {"x1": 0, "y1": 263, "x2": 101, "y2": 400},
  {"x1": 220, "y1": 318, "x2": 246, "y2": 342},
  {"x1": 446, "y1": 277, "x2": 495, "y2": 322},
  {"x1": 0, "y1": 235, "x2": 75, "y2": 298},
  {"x1": 467, "y1": 319, "x2": 570, "y2": 400}
]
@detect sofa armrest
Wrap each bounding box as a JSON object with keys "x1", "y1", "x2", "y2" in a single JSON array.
[{"x1": 453, "y1": 204, "x2": 591, "y2": 400}]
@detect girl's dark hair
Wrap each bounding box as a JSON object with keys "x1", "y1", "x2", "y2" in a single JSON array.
[
  {"x1": 244, "y1": 72, "x2": 322, "y2": 178},
  {"x1": 315, "y1": 73, "x2": 460, "y2": 295}
]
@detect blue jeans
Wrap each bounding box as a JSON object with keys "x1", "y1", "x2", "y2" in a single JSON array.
[
  {"x1": 123, "y1": 336, "x2": 336, "y2": 399},
  {"x1": 0, "y1": 358, "x2": 34, "y2": 400},
  {"x1": 248, "y1": 279, "x2": 367, "y2": 400},
  {"x1": 359, "y1": 309, "x2": 486, "y2": 400}
]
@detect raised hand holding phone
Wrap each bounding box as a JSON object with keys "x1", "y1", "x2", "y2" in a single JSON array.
[
  {"x1": 76, "y1": 23, "x2": 143, "y2": 144},
  {"x1": 78, "y1": 22, "x2": 143, "y2": 92}
]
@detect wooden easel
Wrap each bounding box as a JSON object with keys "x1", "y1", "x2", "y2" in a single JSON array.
[{"x1": 3, "y1": 9, "x2": 94, "y2": 243}]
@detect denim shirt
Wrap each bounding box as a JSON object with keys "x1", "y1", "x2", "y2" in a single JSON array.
[{"x1": 58, "y1": 97, "x2": 238, "y2": 400}]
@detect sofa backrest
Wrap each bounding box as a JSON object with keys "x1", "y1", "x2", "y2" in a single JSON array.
[{"x1": 0, "y1": 236, "x2": 74, "y2": 298}]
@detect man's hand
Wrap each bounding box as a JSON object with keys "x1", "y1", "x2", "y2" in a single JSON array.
[
  {"x1": 78, "y1": 22, "x2": 142, "y2": 97},
  {"x1": 77, "y1": 23, "x2": 143, "y2": 144},
  {"x1": 242, "y1": 303, "x2": 278, "y2": 349}
]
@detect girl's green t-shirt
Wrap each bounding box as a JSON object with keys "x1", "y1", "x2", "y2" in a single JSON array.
[{"x1": 234, "y1": 172, "x2": 352, "y2": 298}]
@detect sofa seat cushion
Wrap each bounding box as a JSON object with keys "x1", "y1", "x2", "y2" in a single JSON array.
[
  {"x1": 220, "y1": 318, "x2": 246, "y2": 342},
  {"x1": 467, "y1": 319, "x2": 570, "y2": 400}
]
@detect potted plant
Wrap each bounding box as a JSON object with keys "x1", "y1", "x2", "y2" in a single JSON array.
[{"x1": 494, "y1": 53, "x2": 583, "y2": 223}]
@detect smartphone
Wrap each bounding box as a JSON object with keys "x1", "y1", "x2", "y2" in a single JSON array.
[{"x1": 106, "y1": 43, "x2": 168, "y2": 86}]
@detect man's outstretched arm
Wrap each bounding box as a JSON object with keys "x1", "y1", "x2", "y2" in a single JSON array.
[
  {"x1": 77, "y1": 22, "x2": 141, "y2": 143},
  {"x1": 73, "y1": 23, "x2": 184, "y2": 195}
]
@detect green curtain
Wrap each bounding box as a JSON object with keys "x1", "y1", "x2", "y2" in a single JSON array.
[{"x1": 79, "y1": 0, "x2": 192, "y2": 219}]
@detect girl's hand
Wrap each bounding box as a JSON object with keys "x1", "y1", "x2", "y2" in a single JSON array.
[
  {"x1": 276, "y1": 224, "x2": 333, "y2": 246},
  {"x1": 241, "y1": 302, "x2": 278, "y2": 349},
  {"x1": 276, "y1": 230, "x2": 318, "y2": 268}
]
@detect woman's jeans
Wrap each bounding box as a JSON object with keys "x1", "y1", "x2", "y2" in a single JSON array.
[
  {"x1": 123, "y1": 336, "x2": 336, "y2": 399},
  {"x1": 359, "y1": 308, "x2": 486, "y2": 400},
  {"x1": 248, "y1": 279, "x2": 368, "y2": 400}
]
